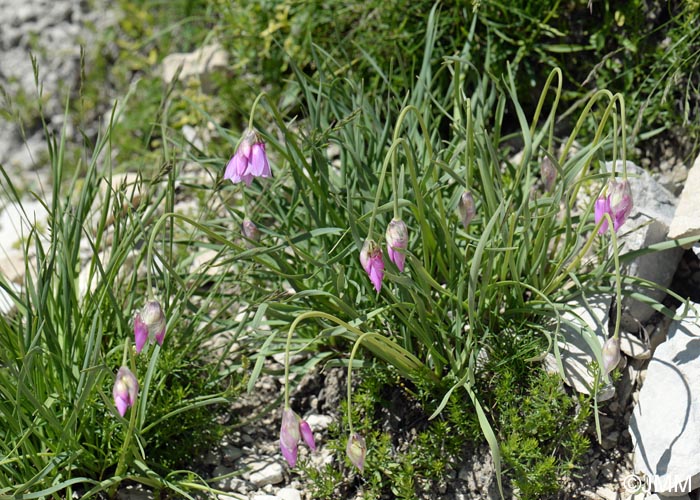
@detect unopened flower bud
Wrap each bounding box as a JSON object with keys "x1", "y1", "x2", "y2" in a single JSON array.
[
  {"x1": 242, "y1": 218, "x2": 260, "y2": 243},
  {"x1": 113, "y1": 366, "x2": 139, "y2": 417},
  {"x1": 608, "y1": 180, "x2": 633, "y2": 231},
  {"x1": 360, "y1": 239, "x2": 384, "y2": 293},
  {"x1": 346, "y1": 432, "x2": 366, "y2": 472},
  {"x1": 540, "y1": 156, "x2": 556, "y2": 192},
  {"x1": 602, "y1": 336, "x2": 621, "y2": 376},
  {"x1": 385, "y1": 218, "x2": 408, "y2": 272},
  {"x1": 134, "y1": 300, "x2": 166, "y2": 353},
  {"x1": 458, "y1": 191, "x2": 476, "y2": 229}
]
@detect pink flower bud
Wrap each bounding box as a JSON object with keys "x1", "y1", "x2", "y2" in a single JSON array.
[
  {"x1": 241, "y1": 218, "x2": 260, "y2": 243},
  {"x1": 385, "y1": 219, "x2": 408, "y2": 272},
  {"x1": 458, "y1": 191, "x2": 476, "y2": 229},
  {"x1": 359, "y1": 239, "x2": 384, "y2": 293},
  {"x1": 299, "y1": 420, "x2": 316, "y2": 451},
  {"x1": 346, "y1": 433, "x2": 366, "y2": 472},
  {"x1": 139, "y1": 300, "x2": 166, "y2": 348},
  {"x1": 113, "y1": 366, "x2": 138, "y2": 417},
  {"x1": 280, "y1": 408, "x2": 301, "y2": 467},
  {"x1": 608, "y1": 180, "x2": 633, "y2": 231},
  {"x1": 594, "y1": 196, "x2": 611, "y2": 234},
  {"x1": 540, "y1": 156, "x2": 556, "y2": 192},
  {"x1": 602, "y1": 337, "x2": 621, "y2": 376}
]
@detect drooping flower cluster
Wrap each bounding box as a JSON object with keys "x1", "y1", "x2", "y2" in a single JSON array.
[
  {"x1": 113, "y1": 366, "x2": 139, "y2": 417},
  {"x1": 134, "y1": 300, "x2": 167, "y2": 353},
  {"x1": 594, "y1": 180, "x2": 633, "y2": 234},
  {"x1": 224, "y1": 128, "x2": 272, "y2": 186},
  {"x1": 279, "y1": 407, "x2": 316, "y2": 467}
]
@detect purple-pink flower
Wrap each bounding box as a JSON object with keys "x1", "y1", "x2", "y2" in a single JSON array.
[
  {"x1": 224, "y1": 128, "x2": 272, "y2": 186},
  {"x1": 134, "y1": 300, "x2": 166, "y2": 353},
  {"x1": 113, "y1": 366, "x2": 139, "y2": 417},
  {"x1": 385, "y1": 219, "x2": 408, "y2": 272},
  {"x1": 280, "y1": 407, "x2": 316, "y2": 467},
  {"x1": 594, "y1": 180, "x2": 633, "y2": 234},
  {"x1": 360, "y1": 239, "x2": 384, "y2": 293}
]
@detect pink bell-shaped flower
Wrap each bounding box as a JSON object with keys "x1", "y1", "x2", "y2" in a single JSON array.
[
  {"x1": 346, "y1": 432, "x2": 367, "y2": 472},
  {"x1": 279, "y1": 407, "x2": 316, "y2": 467},
  {"x1": 113, "y1": 366, "x2": 139, "y2": 417},
  {"x1": 359, "y1": 239, "x2": 384, "y2": 293},
  {"x1": 224, "y1": 128, "x2": 272, "y2": 186},
  {"x1": 385, "y1": 218, "x2": 408, "y2": 272}
]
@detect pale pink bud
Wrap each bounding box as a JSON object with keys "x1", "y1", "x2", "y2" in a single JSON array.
[
  {"x1": 140, "y1": 300, "x2": 166, "y2": 347},
  {"x1": 346, "y1": 433, "x2": 366, "y2": 472},
  {"x1": 602, "y1": 337, "x2": 621, "y2": 376},
  {"x1": 540, "y1": 156, "x2": 556, "y2": 192},
  {"x1": 241, "y1": 218, "x2": 260, "y2": 243},
  {"x1": 458, "y1": 191, "x2": 476, "y2": 229},
  {"x1": 359, "y1": 239, "x2": 384, "y2": 293},
  {"x1": 113, "y1": 366, "x2": 139, "y2": 417},
  {"x1": 385, "y1": 218, "x2": 408, "y2": 272}
]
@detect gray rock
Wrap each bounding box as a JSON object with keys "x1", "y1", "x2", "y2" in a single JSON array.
[
  {"x1": 629, "y1": 302, "x2": 700, "y2": 495},
  {"x1": 276, "y1": 488, "x2": 301, "y2": 500},
  {"x1": 669, "y1": 153, "x2": 700, "y2": 244},
  {"x1": 543, "y1": 293, "x2": 615, "y2": 400},
  {"x1": 606, "y1": 161, "x2": 683, "y2": 327},
  {"x1": 619, "y1": 330, "x2": 651, "y2": 359},
  {"x1": 248, "y1": 462, "x2": 284, "y2": 488},
  {"x1": 161, "y1": 43, "x2": 229, "y2": 91}
]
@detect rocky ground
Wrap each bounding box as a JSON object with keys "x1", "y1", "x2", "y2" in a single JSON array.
[{"x1": 2, "y1": 2, "x2": 700, "y2": 500}]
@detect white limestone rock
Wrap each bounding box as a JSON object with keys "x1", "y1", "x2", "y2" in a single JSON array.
[
  {"x1": 629, "y1": 302, "x2": 700, "y2": 495},
  {"x1": 668, "y1": 153, "x2": 700, "y2": 244},
  {"x1": 543, "y1": 293, "x2": 615, "y2": 401}
]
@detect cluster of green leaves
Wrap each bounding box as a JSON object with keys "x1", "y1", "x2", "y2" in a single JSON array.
[
  {"x1": 223, "y1": 6, "x2": 636, "y2": 496},
  {"x1": 0, "y1": 85, "x2": 244, "y2": 496}
]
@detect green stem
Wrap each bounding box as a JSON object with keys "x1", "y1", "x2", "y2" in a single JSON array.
[
  {"x1": 346, "y1": 332, "x2": 381, "y2": 434},
  {"x1": 248, "y1": 92, "x2": 267, "y2": 131},
  {"x1": 110, "y1": 348, "x2": 139, "y2": 497},
  {"x1": 282, "y1": 311, "x2": 437, "y2": 408},
  {"x1": 368, "y1": 139, "x2": 407, "y2": 238},
  {"x1": 283, "y1": 312, "x2": 364, "y2": 408},
  {"x1": 543, "y1": 214, "x2": 612, "y2": 296}
]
